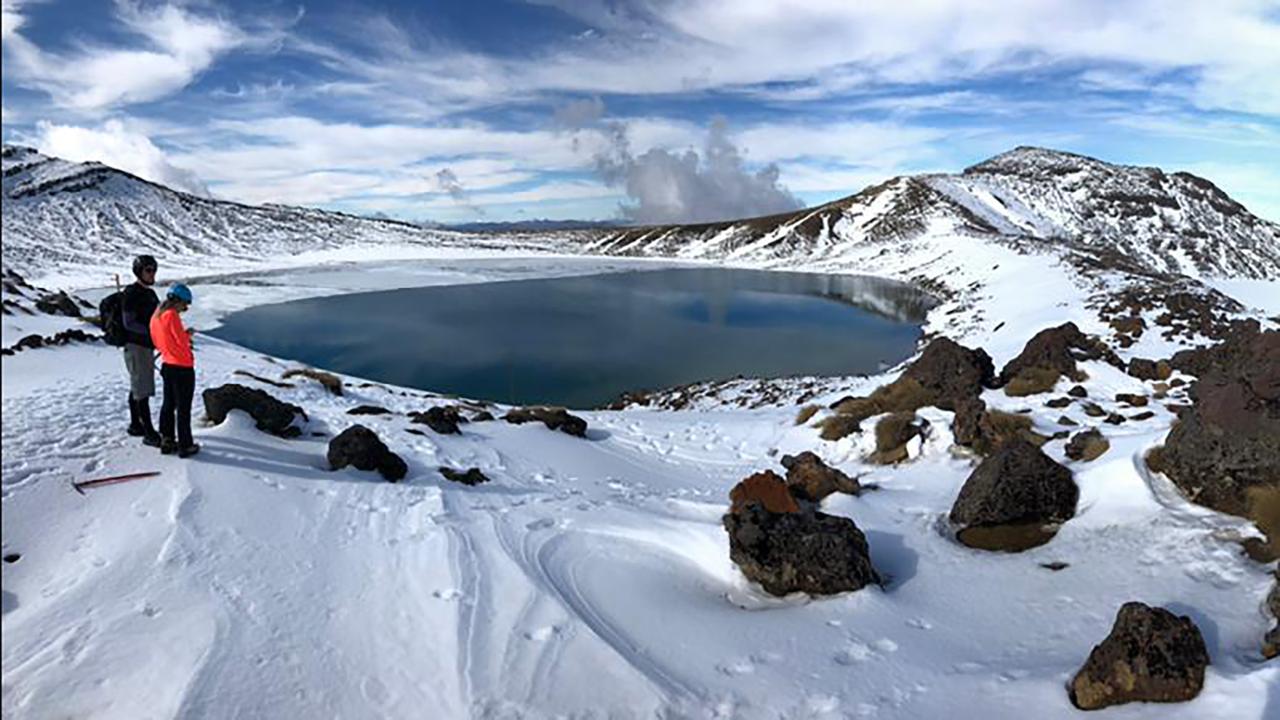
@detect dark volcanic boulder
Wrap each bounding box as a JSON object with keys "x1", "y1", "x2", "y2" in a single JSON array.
[
  {"x1": 998, "y1": 322, "x2": 1122, "y2": 391},
  {"x1": 439, "y1": 466, "x2": 490, "y2": 486},
  {"x1": 1128, "y1": 358, "x2": 1173, "y2": 381},
  {"x1": 1069, "y1": 602, "x2": 1209, "y2": 710},
  {"x1": 723, "y1": 504, "x2": 879, "y2": 596},
  {"x1": 328, "y1": 425, "x2": 407, "y2": 482},
  {"x1": 1169, "y1": 319, "x2": 1261, "y2": 378},
  {"x1": 898, "y1": 337, "x2": 996, "y2": 409},
  {"x1": 347, "y1": 405, "x2": 392, "y2": 415},
  {"x1": 35, "y1": 291, "x2": 82, "y2": 317},
  {"x1": 950, "y1": 439, "x2": 1078, "y2": 550},
  {"x1": 202, "y1": 383, "x2": 308, "y2": 438},
  {"x1": 503, "y1": 406, "x2": 588, "y2": 437},
  {"x1": 1065, "y1": 429, "x2": 1110, "y2": 462},
  {"x1": 1148, "y1": 328, "x2": 1280, "y2": 560},
  {"x1": 409, "y1": 406, "x2": 463, "y2": 434},
  {"x1": 780, "y1": 452, "x2": 862, "y2": 501}
]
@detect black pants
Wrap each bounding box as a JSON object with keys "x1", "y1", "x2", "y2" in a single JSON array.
[{"x1": 160, "y1": 364, "x2": 195, "y2": 447}]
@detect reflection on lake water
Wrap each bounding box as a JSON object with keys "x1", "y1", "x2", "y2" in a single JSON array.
[{"x1": 210, "y1": 268, "x2": 936, "y2": 409}]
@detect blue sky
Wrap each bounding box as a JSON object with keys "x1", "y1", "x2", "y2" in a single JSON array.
[{"x1": 3, "y1": 0, "x2": 1278, "y2": 223}]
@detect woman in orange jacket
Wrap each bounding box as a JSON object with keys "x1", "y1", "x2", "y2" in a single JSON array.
[{"x1": 150, "y1": 283, "x2": 199, "y2": 458}]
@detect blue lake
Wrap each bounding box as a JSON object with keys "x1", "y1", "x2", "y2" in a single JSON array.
[{"x1": 210, "y1": 268, "x2": 935, "y2": 408}]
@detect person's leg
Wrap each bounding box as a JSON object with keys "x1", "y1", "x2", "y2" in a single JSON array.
[
  {"x1": 159, "y1": 365, "x2": 177, "y2": 448},
  {"x1": 176, "y1": 367, "x2": 195, "y2": 449},
  {"x1": 124, "y1": 348, "x2": 144, "y2": 435},
  {"x1": 131, "y1": 346, "x2": 160, "y2": 444}
]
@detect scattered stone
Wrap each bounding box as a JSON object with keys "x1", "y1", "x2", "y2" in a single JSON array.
[
  {"x1": 1130, "y1": 411, "x2": 1156, "y2": 421},
  {"x1": 439, "y1": 466, "x2": 490, "y2": 486},
  {"x1": 869, "y1": 412, "x2": 927, "y2": 464},
  {"x1": 327, "y1": 425, "x2": 407, "y2": 482},
  {"x1": 409, "y1": 406, "x2": 463, "y2": 435},
  {"x1": 1067, "y1": 385, "x2": 1089, "y2": 398},
  {"x1": 1066, "y1": 429, "x2": 1110, "y2": 462},
  {"x1": 1169, "y1": 378, "x2": 1185, "y2": 388},
  {"x1": 202, "y1": 384, "x2": 308, "y2": 438},
  {"x1": 724, "y1": 471, "x2": 879, "y2": 596},
  {"x1": 1045, "y1": 397, "x2": 1073, "y2": 408},
  {"x1": 1050, "y1": 430, "x2": 1070, "y2": 440},
  {"x1": 1040, "y1": 561, "x2": 1069, "y2": 571},
  {"x1": 34, "y1": 290, "x2": 82, "y2": 317},
  {"x1": 950, "y1": 439, "x2": 1078, "y2": 551},
  {"x1": 405, "y1": 428, "x2": 426, "y2": 436},
  {"x1": 794, "y1": 404, "x2": 820, "y2": 426},
  {"x1": 1148, "y1": 328, "x2": 1280, "y2": 560},
  {"x1": 1058, "y1": 415, "x2": 1078, "y2": 426},
  {"x1": 1082, "y1": 402, "x2": 1106, "y2": 417},
  {"x1": 503, "y1": 406, "x2": 588, "y2": 438},
  {"x1": 998, "y1": 322, "x2": 1122, "y2": 389},
  {"x1": 729, "y1": 471, "x2": 799, "y2": 514},
  {"x1": 1152, "y1": 382, "x2": 1170, "y2": 398},
  {"x1": 1127, "y1": 358, "x2": 1173, "y2": 381},
  {"x1": 347, "y1": 405, "x2": 392, "y2": 416},
  {"x1": 1069, "y1": 602, "x2": 1209, "y2": 710},
  {"x1": 2, "y1": 553, "x2": 19, "y2": 564},
  {"x1": 469, "y1": 410, "x2": 495, "y2": 422},
  {"x1": 780, "y1": 452, "x2": 863, "y2": 501},
  {"x1": 282, "y1": 367, "x2": 344, "y2": 396},
  {"x1": 1115, "y1": 393, "x2": 1149, "y2": 407},
  {"x1": 1104, "y1": 412, "x2": 1127, "y2": 425},
  {"x1": 1110, "y1": 316, "x2": 1146, "y2": 337}
]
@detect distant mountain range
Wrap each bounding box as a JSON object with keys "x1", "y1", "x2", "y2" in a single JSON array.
[{"x1": 3, "y1": 143, "x2": 1277, "y2": 286}]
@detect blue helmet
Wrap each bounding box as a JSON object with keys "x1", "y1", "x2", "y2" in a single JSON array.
[{"x1": 167, "y1": 283, "x2": 193, "y2": 304}]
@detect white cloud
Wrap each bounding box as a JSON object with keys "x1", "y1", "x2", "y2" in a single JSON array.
[
  {"x1": 30, "y1": 119, "x2": 211, "y2": 196},
  {"x1": 2, "y1": 1, "x2": 282, "y2": 112}
]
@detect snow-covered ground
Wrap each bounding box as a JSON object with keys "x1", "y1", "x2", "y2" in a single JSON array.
[{"x1": 3, "y1": 242, "x2": 1278, "y2": 719}]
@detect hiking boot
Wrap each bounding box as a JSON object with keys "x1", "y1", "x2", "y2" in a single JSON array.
[
  {"x1": 127, "y1": 396, "x2": 145, "y2": 436},
  {"x1": 127, "y1": 425, "x2": 146, "y2": 437},
  {"x1": 160, "y1": 439, "x2": 178, "y2": 455},
  {"x1": 141, "y1": 431, "x2": 162, "y2": 448},
  {"x1": 177, "y1": 443, "x2": 201, "y2": 459}
]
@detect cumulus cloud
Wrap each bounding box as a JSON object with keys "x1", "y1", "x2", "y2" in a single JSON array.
[
  {"x1": 561, "y1": 103, "x2": 801, "y2": 224},
  {"x1": 31, "y1": 119, "x2": 211, "y2": 196},
  {"x1": 2, "y1": 1, "x2": 284, "y2": 112}
]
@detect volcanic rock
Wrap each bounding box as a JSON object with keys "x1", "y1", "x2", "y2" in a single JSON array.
[
  {"x1": 1069, "y1": 602, "x2": 1209, "y2": 710},
  {"x1": 1068, "y1": 385, "x2": 1089, "y2": 398},
  {"x1": 952, "y1": 398, "x2": 1047, "y2": 456},
  {"x1": 780, "y1": 452, "x2": 862, "y2": 501},
  {"x1": 1128, "y1": 358, "x2": 1173, "y2": 381},
  {"x1": 1065, "y1": 429, "x2": 1110, "y2": 462},
  {"x1": 1265, "y1": 574, "x2": 1279, "y2": 659},
  {"x1": 439, "y1": 466, "x2": 490, "y2": 486},
  {"x1": 1115, "y1": 393, "x2": 1149, "y2": 406},
  {"x1": 723, "y1": 503, "x2": 879, "y2": 596},
  {"x1": 202, "y1": 383, "x2": 308, "y2": 438},
  {"x1": 410, "y1": 406, "x2": 463, "y2": 435},
  {"x1": 503, "y1": 406, "x2": 588, "y2": 437},
  {"x1": 347, "y1": 405, "x2": 392, "y2": 415},
  {"x1": 729, "y1": 471, "x2": 800, "y2": 514},
  {"x1": 328, "y1": 425, "x2": 408, "y2": 482},
  {"x1": 998, "y1": 322, "x2": 1122, "y2": 390},
  {"x1": 950, "y1": 439, "x2": 1078, "y2": 551},
  {"x1": 1045, "y1": 396, "x2": 1073, "y2": 408}
]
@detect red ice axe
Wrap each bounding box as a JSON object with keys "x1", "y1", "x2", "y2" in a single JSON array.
[{"x1": 73, "y1": 471, "x2": 161, "y2": 495}]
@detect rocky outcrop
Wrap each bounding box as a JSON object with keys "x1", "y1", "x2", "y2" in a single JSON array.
[
  {"x1": 0, "y1": 327, "x2": 100, "y2": 356},
  {"x1": 950, "y1": 439, "x2": 1078, "y2": 551},
  {"x1": 409, "y1": 406, "x2": 463, "y2": 435},
  {"x1": 503, "y1": 406, "x2": 588, "y2": 437},
  {"x1": 439, "y1": 467, "x2": 490, "y2": 486},
  {"x1": 1128, "y1": 358, "x2": 1172, "y2": 381},
  {"x1": 1265, "y1": 573, "x2": 1279, "y2": 659},
  {"x1": 723, "y1": 471, "x2": 879, "y2": 596},
  {"x1": 282, "y1": 367, "x2": 344, "y2": 396},
  {"x1": 1148, "y1": 327, "x2": 1280, "y2": 560},
  {"x1": 327, "y1": 425, "x2": 407, "y2": 482},
  {"x1": 1069, "y1": 602, "x2": 1209, "y2": 710},
  {"x1": 1065, "y1": 429, "x2": 1110, "y2": 462},
  {"x1": 34, "y1": 291, "x2": 83, "y2": 317},
  {"x1": 998, "y1": 322, "x2": 1121, "y2": 394},
  {"x1": 821, "y1": 337, "x2": 994, "y2": 440},
  {"x1": 780, "y1": 452, "x2": 862, "y2": 501},
  {"x1": 202, "y1": 383, "x2": 307, "y2": 438}
]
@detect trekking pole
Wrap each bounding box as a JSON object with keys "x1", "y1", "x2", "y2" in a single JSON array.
[{"x1": 73, "y1": 471, "x2": 161, "y2": 495}]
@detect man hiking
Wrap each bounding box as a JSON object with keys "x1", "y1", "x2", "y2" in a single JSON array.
[{"x1": 122, "y1": 255, "x2": 161, "y2": 447}]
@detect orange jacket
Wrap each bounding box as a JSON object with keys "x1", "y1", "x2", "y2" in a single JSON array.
[{"x1": 150, "y1": 308, "x2": 194, "y2": 367}]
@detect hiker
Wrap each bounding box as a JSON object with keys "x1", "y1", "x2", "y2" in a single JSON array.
[
  {"x1": 121, "y1": 255, "x2": 161, "y2": 446},
  {"x1": 150, "y1": 283, "x2": 200, "y2": 458}
]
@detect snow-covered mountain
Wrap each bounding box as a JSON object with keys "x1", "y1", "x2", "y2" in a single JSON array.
[
  {"x1": 1, "y1": 145, "x2": 544, "y2": 286},
  {"x1": 582, "y1": 147, "x2": 1280, "y2": 281}
]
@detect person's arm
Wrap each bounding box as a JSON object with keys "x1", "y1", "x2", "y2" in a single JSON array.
[{"x1": 120, "y1": 287, "x2": 150, "y2": 336}]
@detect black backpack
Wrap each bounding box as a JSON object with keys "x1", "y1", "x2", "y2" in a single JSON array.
[{"x1": 99, "y1": 291, "x2": 128, "y2": 346}]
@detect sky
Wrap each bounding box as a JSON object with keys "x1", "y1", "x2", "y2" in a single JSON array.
[{"x1": 2, "y1": 0, "x2": 1279, "y2": 224}]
